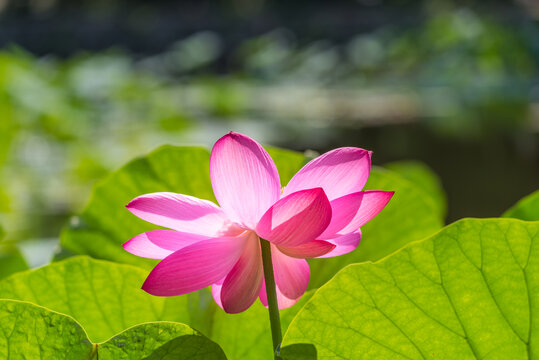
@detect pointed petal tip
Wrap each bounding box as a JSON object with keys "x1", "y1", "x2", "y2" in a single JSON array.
[
  {"x1": 141, "y1": 283, "x2": 169, "y2": 297},
  {"x1": 125, "y1": 197, "x2": 144, "y2": 213},
  {"x1": 219, "y1": 131, "x2": 250, "y2": 142},
  {"x1": 376, "y1": 190, "x2": 395, "y2": 202},
  {"x1": 140, "y1": 280, "x2": 155, "y2": 295},
  {"x1": 125, "y1": 195, "x2": 144, "y2": 209},
  {"x1": 141, "y1": 273, "x2": 181, "y2": 297}
]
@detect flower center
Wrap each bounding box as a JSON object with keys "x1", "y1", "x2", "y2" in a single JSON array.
[{"x1": 218, "y1": 220, "x2": 246, "y2": 237}]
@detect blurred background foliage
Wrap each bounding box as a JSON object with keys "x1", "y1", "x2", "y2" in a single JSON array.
[{"x1": 0, "y1": 0, "x2": 538, "y2": 266}]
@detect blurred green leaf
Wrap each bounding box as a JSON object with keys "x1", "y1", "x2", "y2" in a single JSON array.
[
  {"x1": 0, "y1": 248, "x2": 28, "y2": 281},
  {"x1": 384, "y1": 160, "x2": 446, "y2": 219},
  {"x1": 0, "y1": 300, "x2": 226, "y2": 360},
  {"x1": 61, "y1": 145, "x2": 215, "y2": 269},
  {"x1": 283, "y1": 218, "x2": 537, "y2": 359},
  {"x1": 0, "y1": 225, "x2": 29, "y2": 280},
  {"x1": 503, "y1": 189, "x2": 539, "y2": 221},
  {"x1": 265, "y1": 146, "x2": 307, "y2": 184}
]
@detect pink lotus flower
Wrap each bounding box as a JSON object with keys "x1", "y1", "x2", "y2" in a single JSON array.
[{"x1": 124, "y1": 132, "x2": 393, "y2": 313}]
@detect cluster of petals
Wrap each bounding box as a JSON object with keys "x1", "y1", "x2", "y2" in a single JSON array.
[{"x1": 124, "y1": 132, "x2": 393, "y2": 313}]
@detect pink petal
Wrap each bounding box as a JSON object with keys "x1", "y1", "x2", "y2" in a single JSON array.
[
  {"x1": 210, "y1": 132, "x2": 280, "y2": 229},
  {"x1": 339, "y1": 190, "x2": 393, "y2": 233},
  {"x1": 317, "y1": 231, "x2": 362, "y2": 258},
  {"x1": 277, "y1": 240, "x2": 336, "y2": 259},
  {"x1": 272, "y1": 245, "x2": 310, "y2": 300},
  {"x1": 282, "y1": 147, "x2": 372, "y2": 201},
  {"x1": 212, "y1": 278, "x2": 225, "y2": 309},
  {"x1": 220, "y1": 232, "x2": 264, "y2": 313},
  {"x1": 256, "y1": 188, "x2": 332, "y2": 247},
  {"x1": 123, "y1": 230, "x2": 210, "y2": 259},
  {"x1": 126, "y1": 192, "x2": 230, "y2": 236},
  {"x1": 320, "y1": 190, "x2": 394, "y2": 238},
  {"x1": 142, "y1": 236, "x2": 246, "y2": 296},
  {"x1": 259, "y1": 278, "x2": 299, "y2": 310}
]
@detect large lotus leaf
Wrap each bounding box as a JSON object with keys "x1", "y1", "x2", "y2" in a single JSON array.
[
  {"x1": 282, "y1": 218, "x2": 539, "y2": 359},
  {"x1": 0, "y1": 255, "x2": 307, "y2": 360},
  {"x1": 60, "y1": 145, "x2": 444, "y2": 283},
  {"x1": 0, "y1": 225, "x2": 28, "y2": 280},
  {"x1": 98, "y1": 322, "x2": 226, "y2": 359},
  {"x1": 0, "y1": 300, "x2": 225, "y2": 359},
  {"x1": 0, "y1": 300, "x2": 93, "y2": 359},
  {"x1": 0, "y1": 256, "x2": 193, "y2": 343},
  {"x1": 504, "y1": 189, "x2": 539, "y2": 221}
]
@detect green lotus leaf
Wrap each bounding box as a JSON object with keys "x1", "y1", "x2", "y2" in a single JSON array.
[
  {"x1": 283, "y1": 218, "x2": 539, "y2": 359},
  {"x1": 504, "y1": 189, "x2": 539, "y2": 221},
  {"x1": 0, "y1": 300, "x2": 225, "y2": 359}
]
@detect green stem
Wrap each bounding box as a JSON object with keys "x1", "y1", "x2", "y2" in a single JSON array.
[{"x1": 260, "y1": 238, "x2": 283, "y2": 359}]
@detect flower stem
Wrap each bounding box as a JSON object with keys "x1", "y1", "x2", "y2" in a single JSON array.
[{"x1": 260, "y1": 238, "x2": 282, "y2": 359}]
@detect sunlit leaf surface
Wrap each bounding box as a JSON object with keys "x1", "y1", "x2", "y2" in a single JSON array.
[
  {"x1": 0, "y1": 300, "x2": 226, "y2": 360},
  {"x1": 283, "y1": 218, "x2": 539, "y2": 359},
  {"x1": 0, "y1": 300, "x2": 93, "y2": 359},
  {"x1": 0, "y1": 257, "x2": 192, "y2": 343}
]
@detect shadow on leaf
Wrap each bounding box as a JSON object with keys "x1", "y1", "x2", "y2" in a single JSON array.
[
  {"x1": 145, "y1": 334, "x2": 227, "y2": 360},
  {"x1": 279, "y1": 343, "x2": 317, "y2": 360}
]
